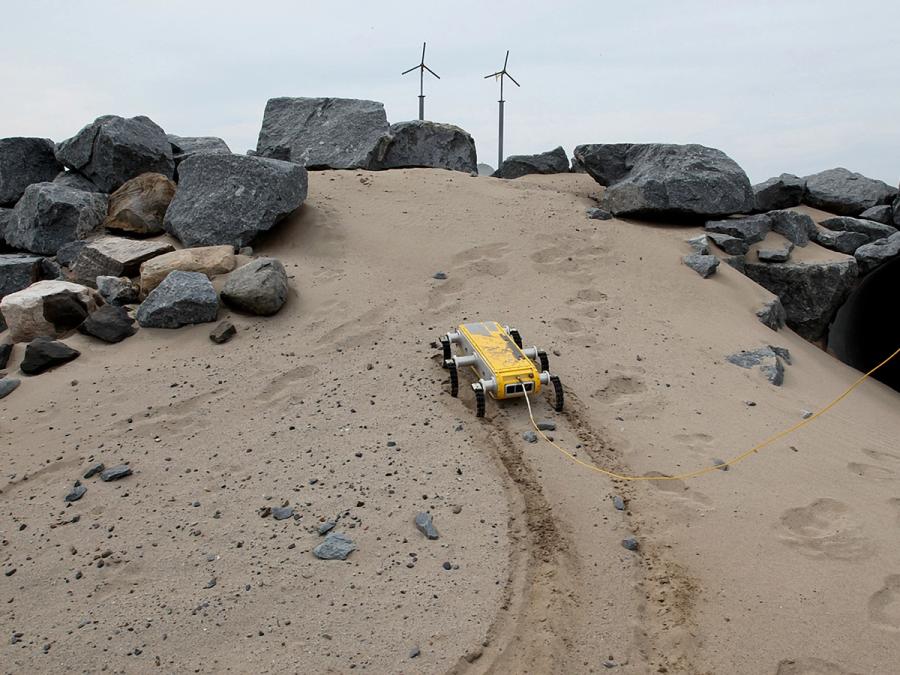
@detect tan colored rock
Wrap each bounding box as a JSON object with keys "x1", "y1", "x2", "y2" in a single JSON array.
[
  {"x1": 0, "y1": 280, "x2": 102, "y2": 343},
  {"x1": 140, "y1": 245, "x2": 236, "y2": 296},
  {"x1": 71, "y1": 236, "x2": 175, "y2": 285},
  {"x1": 103, "y1": 172, "x2": 176, "y2": 235}
]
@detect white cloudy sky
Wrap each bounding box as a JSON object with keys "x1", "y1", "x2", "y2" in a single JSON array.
[{"x1": 1, "y1": 0, "x2": 897, "y2": 184}]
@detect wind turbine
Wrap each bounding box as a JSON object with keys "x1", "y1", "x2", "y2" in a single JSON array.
[
  {"x1": 402, "y1": 42, "x2": 440, "y2": 121},
  {"x1": 484, "y1": 50, "x2": 520, "y2": 168}
]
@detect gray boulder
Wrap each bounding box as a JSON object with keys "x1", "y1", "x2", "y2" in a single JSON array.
[
  {"x1": 575, "y1": 143, "x2": 755, "y2": 219},
  {"x1": 818, "y1": 216, "x2": 897, "y2": 243},
  {"x1": 858, "y1": 205, "x2": 893, "y2": 225},
  {"x1": 570, "y1": 155, "x2": 587, "y2": 173},
  {"x1": 492, "y1": 146, "x2": 569, "y2": 179},
  {"x1": 167, "y1": 134, "x2": 231, "y2": 169},
  {"x1": 256, "y1": 97, "x2": 389, "y2": 169},
  {"x1": 767, "y1": 210, "x2": 816, "y2": 246},
  {"x1": 5, "y1": 183, "x2": 107, "y2": 254},
  {"x1": 802, "y1": 168, "x2": 897, "y2": 216},
  {"x1": 221, "y1": 258, "x2": 288, "y2": 315},
  {"x1": 52, "y1": 170, "x2": 101, "y2": 193},
  {"x1": 757, "y1": 243, "x2": 794, "y2": 263},
  {"x1": 755, "y1": 298, "x2": 787, "y2": 331},
  {"x1": 71, "y1": 236, "x2": 174, "y2": 285},
  {"x1": 811, "y1": 228, "x2": 869, "y2": 254},
  {"x1": 55, "y1": 240, "x2": 87, "y2": 268},
  {"x1": 78, "y1": 304, "x2": 136, "y2": 343},
  {"x1": 136, "y1": 270, "x2": 218, "y2": 328},
  {"x1": 1, "y1": 254, "x2": 43, "y2": 300},
  {"x1": 0, "y1": 138, "x2": 63, "y2": 206},
  {"x1": 96, "y1": 276, "x2": 140, "y2": 305},
  {"x1": 752, "y1": 173, "x2": 805, "y2": 211},
  {"x1": 854, "y1": 232, "x2": 900, "y2": 275},
  {"x1": 373, "y1": 121, "x2": 477, "y2": 173},
  {"x1": 706, "y1": 232, "x2": 748, "y2": 255},
  {"x1": 682, "y1": 253, "x2": 719, "y2": 278},
  {"x1": 163, "y1": 153, "x2": 308, "y2": 248},
  {"x1": 56, "y1": 115, "x2": 175, "y2": 193},
  {"x1": 705, "y1": 214, "x2": 771, "y2": 244},
  {"x1": 742, "y1": 259, "x2": 857, "y2": 341}
]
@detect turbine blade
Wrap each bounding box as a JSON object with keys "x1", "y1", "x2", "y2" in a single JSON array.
[
  {"x1": 402, "y1": 65, "x2": 420, "y2": 75},
  {"x1": 506, "y1": 71, "x2": 521, "y2": 87},
  {"x1": 503, "y1": 50, "x2": 509, "y2": 70},
  {"x1": 424, "y1": 65, "x2": 440, "y2": 79},
  {"x1": 421, "y1": 42, "x2": 427, "y2": 63},
  {"x1": 484, "y1": 71, "x2": 502, "y2": 79}
]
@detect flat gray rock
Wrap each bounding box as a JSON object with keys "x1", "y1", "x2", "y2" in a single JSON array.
[
  {"x1": 493, "y1": 146, "x2": 569, "y2": 179},
  {"x1": 313, "y1": 532, "x2": 357, "y2": 560},
  {"x1": 686, "y1": 235, "x2": 710, "y2": 254},
  {"x1": 858, "y1": 205, "x2": 893, "y2": 225},
  {"x1": 256, "y1": 97, "x2": 389, "y2": 169},
  {"x1": 414, "y1": 512, "x2": 439, "y2": 540},
  {"x1": 854, "y1": 232, "x2": 900, "y2": 275},
  {"x1": 164, "y1": 153, "x2": 307, "y2": 248},
  {"x1": 6, "y1": 183, "x2": 107, "y2": 255},
  {"x1": 818, "y1": 216, "x2": 897, "y2": 243},
  {"x1": 136, "y1": 270, "x2": 219, "y2": 328},
  {"x1": 100, "y1": 464, "x2": 132, "y2": 481},
  {"x1": 706, "y1": 232, "x2": 748, "y2": 255},
  {"x1": 812, "y1": 228, "x2": 868, "y2": 254},
  {"x1": 752, "y1": 173, "x2": 805, "y2": 211},
  {"x1": 767, "y1": 210, "x2": 816, "y2": 246},
  {"x1": 757, "y1": 243, "x2": 794, "y2": 263},
  {"x1": 0, "y1": 378, "x2": 20, "y2": 399},
  {"x1": 803, "y1": 168, "x2": 897, "y2": 216},
  {"x1": 682, "y1": 253, "x2": 719, "y2": 278},
  {"x1": 0, "y1": 138, "x2": 62, "y2": 206},
  {"x1": 221, "y1": 258, "x2": 288, "y2": 316},
  {"x1": 71, "y1": 236, "x2": 174, "y2": 284},
  {"x1": 0, "y1": 254, "x2": 43, "y2": 300},
  {"x1": 704, "y1": 214, "x2": 771, "y2": 244},
  {"x1": 209, "y1": 320, "x2": 236, "y2": 344},
  {"x1": 373, "y1": 121, "x2": 477, "y2": 173}
]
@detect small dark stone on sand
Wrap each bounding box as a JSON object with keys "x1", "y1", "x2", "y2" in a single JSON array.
[
  {"x1": 318, "y1": 521, "x2": 336, "y2": 535},
  {"x1": 100, "y1": 465, "x2": 132, "y2": 481},
  {"x1": 622, "y1": 537, "x2": 639, "y2": 551},
  {"x1": 82, "y1": 462, "x2": 105, "y2": 479},
  {"x1": 409, "y1": 646, "x2": 421, "y2": 658},
  {"x1": 536, "y1": 421, "x2": 556, "y2": 431},
  {"x1": 432, "y1": 272, "x2": 447, "y2": 280},
  {"x1": 272, "y1": 506, "x2": 294, "y2": 520},
  {"x1": 612, "y1": 495, "x2": 625, "y2": 511},
  {"x1": 414, "y1": 512, "x2": 439, "y2": 540},
  {"x1": 713, "y1": 458, "x2": 729, "y2": 471},
  {"x1": 65, "y1": 484, "x2": 87, "y2": 502},
  {"x1": 442, "y1": 561, "x2": 452, "y2": 570},
  {"x1": 205, "y1": 577, "x2": 217, "y2": 589},
  {"x1": 523, "y1": 430, "x2": 538, "y2": 443}
]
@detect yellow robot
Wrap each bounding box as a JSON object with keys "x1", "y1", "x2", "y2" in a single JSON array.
[{"x1": 439, "y1": 321, "x2": 563, "y2": 417}]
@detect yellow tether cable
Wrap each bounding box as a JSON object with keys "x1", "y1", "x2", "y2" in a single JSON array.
[{"x1": 520, "y1": 345, "x2": 900, "y2": 482}]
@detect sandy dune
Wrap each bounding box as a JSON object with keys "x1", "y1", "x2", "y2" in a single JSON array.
[{"x1": 2, "y1": 170, "x2": 899, "y2": 674}]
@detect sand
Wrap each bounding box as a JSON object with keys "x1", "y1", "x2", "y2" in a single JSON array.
[{"x1": 2, "y1": 169, "x2": 899, "y2": 674}]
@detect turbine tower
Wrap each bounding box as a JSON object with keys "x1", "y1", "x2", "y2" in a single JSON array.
[
  {"x1": 402, "y1": 42, "x2": 440, "y2": 121},
  {"x1": 484, "y1": 50, "x2": 520, "y2": 168}
]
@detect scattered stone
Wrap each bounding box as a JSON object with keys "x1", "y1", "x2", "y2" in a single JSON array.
[
  {"x1": 802, "y1": 168, "x2": 897, "y2": 216},
  {"x1": 56, "y1": 114, "x2": 175, "y2": 192},
  {"x1": 726, "y1": 347, "x2": 786, "y2": 386},
  {"x1": 71, "y1": 236, "x2": 174, "y2": 284},
  {"x1": 686, "y1": 235, "x2": 710, "y2": 254},
  {"x1": 812, "y1": 228, "x2": 869, "y2": 254},
  {"x1": 706, "y1": 232, "x2": 749, "y2": 255},
  {"x1": 801, "y1": 410, "x2": 813, "y2": 419},
  {"x1": 5, "y1": 183, "x2": 107, "y2": 255},
  {"x1": 858, "y1": 205, "x2": 893, "y2": 225},
  {"x1": 523, "y1": 430, "x2": 538, "y2": 443},
  {"x1": 373, "y1": 120, "x2": 477, "y2": 173},
  {"x1": 103, "y1": 172, "x2": 176, "y2": 236},
  {"x1": 0, "y1": 254, "x2": 44, "y2": 300},
  {"x1": 167, "y1": 134, "x2": 231, "y2": 171},
  {"x1": 854, "y1": 232, "x2": 900, "y2": 275},
  {"x1": 409, "y1": 646, "x2": 421, "y2": 659},
  {"x1": 755, "y1": 298, "x2": 787, "y2": 331},
  {"x1": 612, "y1": 495, "x2": 625, "y2": 511},
  {"x1": 83, "y1": 463, "x2": 105, "y2": 479},
  {"x1": 492, "y1": 146, "x2": 569, "y2": 179},
  {"x1": 164, "y1": 153, "x2": 308, "y2": 248},
  {"x1": 432, "y1": 271, "x2": 447, "y2": 280},
  {"x1": 100, "y1": 465, "x2": 132, "y2": 481},
  {"x1": 139, "y1": 245, "x2": 236, "y2": 296},
  {"x1": 752, "y1": 173, "x2": 805, "y2": 211},
  {"x1": 712, "y1": 458, "x2": 729, "y2": 471},
  {"x1": 136, "y1": 271, "x2": 218, "y2": 328},
  {"x1": 221, "y1": 258, "x2": 288, "y2": 316},
  {"x1": 602, "y1": 659, "x2": 619, "y2": 669},
  {"x1": 0, "y1": 342, "x2": 11, "y2": 368},
  {"x1": 818, "y1": 216, "x2": 897, "y2": 242},
  {"x1": 204, "y1": 578, "x2": 217, "y2": 589},
  {"x1": 1, "y1": 280, "x2": 101, "y2": 342},
  {"x1": 442, "y1": 561, "x2": 452, "y2": 570},
  {"x1": 78, "y1": 305, "x2": 137, "y2": 343},
  {"x1": 272, "y1": 506, "x2": 294, "y2": 520},
  {"x1": 587, "y1": 207, "x2": 613, "y2": 220},
  {"x1": 767, "y1": 210, "x2": 816, "y2": 246},
  {"x1": 317, "y1": 521, "x2": 336, "y2": 535},
  {"x1": 96, "y1": 276, "x2": 140, "y2": 305},
  {"x1": 209, "y1": 321, "x2": 236, "y2": 344},
  {"x1": 704, "y1": 214, "x2": 771, "y2": 244},
  {"x1": 312, "y1": 532, "x2": 357, "y2": 560},
  {"x1": 621, "y1": 538, "x2": 639, "y2": 551},
  {"x1": 414, "y1": 512, "x2": 439, "y2": 540},
  {"x1": 53, "y1": 170, "x2": 101, "y2": 193},
  {"x1": 0, "y1": 137, "x2": 63, "y2": 206},
  {"x1": 20, "y1": 337, "x2": 81, "y2": 375},
  {"x1": 537, "y1": 421, "x2": 556, "y2": 431},
  {"x1": 682, "y1": 254, "x2": 719, "y2": 278},
  {"x1": 757, "y1": 243, "x2": 794, "y2": 263},
  {"x1": 65, "y1": 483, "x2": 87, "y2": 502},
  {"x1": 0, "y1": 378, "x2": 20, "y2": 399}
]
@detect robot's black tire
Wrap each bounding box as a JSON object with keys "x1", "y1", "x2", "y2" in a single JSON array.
[
  {"x1": 448, "y1": 362, "x2": 459, "y2": 397},
  {"x1": 550, "y1": 375, "x2": 564, "y2": 412},
  {"x1": 509, "y1": 329, "x2": 523, "y2": 349},
  {"x1": 441, "y1": 338, "x2": 451, "y2": 365},
  {"x1": 475, "y1": 387, "x2": 486, "y2": 417},
  {"x1": 538, "y1": 350, "x2": 550, "y2": 372}
]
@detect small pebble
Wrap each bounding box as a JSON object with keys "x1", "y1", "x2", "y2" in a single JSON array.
[
  {"x1": 801, "y1": 410, "x2": 813, "y2": 419},
  {"x1": 409, "y1": 646, "x2": 421, "y2": 658},
  {"x1": 612, "y1": 495, "x2": 625, "y2": 511},
  {"x1": 318, "y1": 521, "x2": 336, "y2": 535},
  {"x1": 522, "y1": 430, "x2": 538, "y2": 443},
  {"x1": 536, "y1": 421, "x2": 556, "y2": 431},
  {"x1": 100, "y1": 465, "x2": 132, "y2": 482},
  {"x1": 712, "y1": 458, "x2": 729, "y2": 471},
  {"x1": 272, "y1": 506, "x2": 294, "y2": 520},
  {"x1": 442, "y1": 561, "x2": 452, "y2": 570},
  {"x1": 621, "y1": 538, "x2": 639, "y2": 551},
  {"x1": 82, "y1": 463, "x2": 105, "y2": 479},
  {"x1": 432, "y1": 272, "x2": 447, "y2": 280}
]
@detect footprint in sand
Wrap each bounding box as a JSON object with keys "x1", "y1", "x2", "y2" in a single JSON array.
[
  {"x1": 565, "y1": 288, "x2": 611, "y2": 320},
  {"x1": 552, "y1": 317, "x2": 585, "y2": 335},
  {"x1": 642, "y1": 471, "x2": 712, "y2": 508},
  {"x1": 777, "y1": 498, "x2": 874, "y2": 561},
  {"x1": 861, "y1": 448, "x2": 900, "y2": 464},
  {"x1": 450, "y1": 242, "x2": 511, "y2": 278},
  {"x1": 846, "y1": 462, "x2": 896, "y2": 482},
  {"x1": 592, "y1": 374, "x2": 648, "y2": 403},
  {"x1": 868, "y1": 574, "x2": 900, "y2": 632},
  {"x1": 889, "y1": 498, "x2": 900, "y2": 526},
  {"x1": 776, "y1": 657, "x2": 860, "y2": 675}
]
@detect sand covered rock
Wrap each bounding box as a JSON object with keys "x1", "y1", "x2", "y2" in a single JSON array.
[
  {"x1": 727, "y1": 346, "x2": 788, "y2": 385},
  {"x1": 854, "y1": 232, "x2": 900, "y2": 275},
  {"x1": 682, "y1": 253, "x2": 719, "y2": 278},
  {"x1": 167, "y1": 134, "x2": 231, "y2": 170},
  {"x1": 767, "y1": 210, "x2": 816, "y2": 246},
  {"x1": 136, "y1": 270, "x2": 218, "y2": 328},
  {"x1": 221, "y1": 258, "x2": 288, "y2": 315},
  {"x1": 704, "y1": 214, "x2": 771, "y2": 244},
  {"x1": 373, "y1": 121, "x2": 477, "y2": 173},
  {"x1": 0, "y1": 254, "x2": 44, "y2": 300},
  {"x1": 802, "y1": 168, "x2": 897, "y2": 216},
  {"x1": 20, "y1": 337, "x2": 80, "y2": 375},
  {"x1": 139, "y1": 245, "x2": 236, "y2": 295},
  {"x1": 103, "y1": 173, "x2": 176, "y2": 235},
  {"x1": 0, "y1": 280, "x2": 102, "y2": 342},
  {"x1": 5, "y1": 183, "x2": 107, "y2": 255},
  {"x1": 757, "y1": 242, "x2": 794, "y2": 263},
  {"x1": 755, "y1": 298, "x2": 787, "y2": 330},
  {"x1": 78, "y1": 304, "x2": 137, "y2": 343},
  {"x1": 164, "y1": 153, "x2": 308, "y2": 248},
  {"x1": 0, "y1": 137, "x2": 63, "y2": 206},
  {"x1": 752, "y1": 174, "x2": 805, "y2": 211},
  {"x1": 493, "y1": 146, "x2": 569, "y2": 179},
  {"x1": 256, "y1": 97, "x2": 389, "y2": 169},
  {"x1": 56, "y1": 115, "x2": 174, "y2": 193},
  {"x1": 71, "y1": 236, "x2": 174, "y2": 285},
  {"x1": 818, "y1": 216, "x2": 897, "y2": 243},
  {"x1": 52, "y1": 170, "x2": 102, "y2": 193}
]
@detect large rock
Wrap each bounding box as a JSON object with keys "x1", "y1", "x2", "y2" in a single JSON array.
[
  {"x1": 56, "y1": 115, "x2": 175, "y2": 193},
  {"x1": 858, "y1": 205, "x2": 893, "y2": 225},
  {"x1": 492, "y1": 146, "x2": 569, "y2": 179},
  {"x1": 167, "y1": 134, "x2": 231, "y2": 169},
  {"x1": 752, "y1": 174, "x2": 805, "y2": 211},
  {"x1": 52, "y1": 170, "x2": 102, "y2": 193},
  {"x1": 139, "y1": 245, "x2": 236, "y2": 296},
  {"x1": 0, "y1": 207, "x2": 12, "y2": 244},
  {"x1": 572, "y1": 144, "x2": 632, "y2": 185},
  {"x1": 812, "y1": 228, "x2": 869, "y2": 254},
  {"x1": 704, "y1": 214, "x2": 771, "y2": 244},
  {"x1": 104, "y1": 173, "x2": 176, "y2": 235},
  {"x1": 71, "y1": 236, "x2": 174, "y2": 285},
  {"x1": 55, "y1": 240, "x2": 87, "y2": 268},
  {"x1": 767, "y1": 210, "x2": 816, "y2": 246},
  {"x1": 5, "y1": 183, "x2": 107, "y2": 254},
  {"x1": 372, "y1": 121, "x2": 476, "y2": 173},
  {"x1": 136, "y1": 270, "x2": 218, "y2": 328},
  {"x1": 742, "y1": 259, "x2": 857, "y2": 341},
  {"x1": 1, "y1": 280, "x2": 101, "y2": 342},
  {"x1": 1, "y1": 254, "x2": 43, "y2": 300},
  {"x1": 78, "y1": 304, "x2": 136, "y2": 343},
  {"x1": 0, "y1": 138, "x2": 63, "y2": 206},
  {"x1": 164, "y1": 153, "x2": 307, "y2": 248},
  {"x1": 20, "y1": 337, "x2": 80, "y2": 375},
  {"x1": 221, "y1": 258, "x2": 288, "y2": 315},
  {"x1": 802, "y1": 168, "x2": 897, "y2": 216},
  {"x1": 818, "y1": 216, "x2": 897, "y2": 243},
  {"x1": 854, "y1": 232, "x2": 900, "y2": 275},
  {"x1": 256, "y1": 97, "x2": 389, "y2": 169}
]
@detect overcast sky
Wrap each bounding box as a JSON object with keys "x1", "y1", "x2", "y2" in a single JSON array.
[{"x1": 2, "y1": 0, "x2": 898, "y2": 184}]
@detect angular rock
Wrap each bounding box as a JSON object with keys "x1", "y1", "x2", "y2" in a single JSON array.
[
  {"x1": 256, "y1": 97, "x2": 389, "y2": 169},
  {"x1": 136, "y1": 270, "x2": 218, "y2": 328},
  {"x1": 209, "y1": 320, "x2": 236, "y2": 344},
  {"x1": 858, "y1": 205, "x2": 893, "y2": 225},
  {"x1": 742, "y1": 259, "x2": 857, "y2": 341},
  {"x1": 65, "y1": 484, "x2": 87, "y2": 502},
  {"x1": 686, "y1": 235, "x2": 710, "y2": 255},
  {"x1": 313, "y1": 532, "x2": 357, "y2": 560},
  {"x1": 755, "y1": 298, "x2": 787, "y2": 330},
  {"x1": 572, "y1": 144, "x2": 633, "y2": 185},
  {"x1": 20, "y1": 337, "x2": 80, "y2": 374},
  {"x1": 492, "y1": 146, "x2": 569, "y2": 179},
  {"x1": 752, "y1": 173, "x2": 805, "y2": 211},
  {"x1": 586, "y1": 207, "x2": 613, "y2": 220},
  {"x1": 854, "y1": 232, "x2": 900, "y2": 275},
  {"x1": 83, "y1": 463, "x2": 105, "y2": 479},
  {"x1": 139, "y1": 245, "x2": 236, "y2": 296},
  {"x1": 812, "y1": 228, "x2": 869, "y2": 254},
  {"x1": 803, "y1": 168, "x2": 897, "y2": 216},
  {"x1": 5, "y1": 183, "x2": 107, "y2": 255},
  {"x1": 55, "y1": 240, "x2": 87, "y2": 268},
  {"x1": 272, "y1": 506, "x2": 294, "y2": 520},
  {"x1": 523, "y1": 430, "x2": 538, "y2": 443},
  {"x1": 0, "y1": 377, "x2": 20, "y2": 399},
  {"x1": 0, "y1": 280, "x2": 101, "y2": 342},
  {"x1": 726, "y1": 347, "x2": 786, "y2": 386},
  {"x1": 704, "y1": 214, "x2": 771, "y2": 244},
  {"x1": 78, "y1": 304, "x2": 137, "y2": 343},
  {"x1": 373, "y1": 121, "x2": 477, "y2": 173},
  {"x1": 220, "y1": 258, "x2": 288, "y2": 316},
  {"x1": 0, "y1": 138, "x2": 63, "y2": 206},
  {"x1": 0, "y1": 342, "x2": 10, "y2": 368},
  {"x1": 104, "y1": 173, "x2": 176, "y2": 236},
  {"x1": 767, "y1": 210, "x2": 816, "y2": 246},
  {"x1": 414, "y1": 512, "x2": 439, "y2": 540},
  {"x1": 621, "y1": 538, "x2": 639, "y2": 551},
  {"x1": 818, "y1": 216, "x2": 897, "y2": 243},
  {"x1": 757, "y1": 243, "x2": 794, "y2": 263},
  {"x1": 164, "y1": 153, "x2": 307, "y2": 248},
  {"x1": 96, "y1": 276, "x2": 139, "y2": 305},
  {"x1": 52, "y1": 170, "x2": 101, "y2": 193},
  {"x1": 682, "y1": 254, "x2": 719, "y2": 278},
  {"x1": 100, "y1": 464, "x2": 132, "y2": 481},
  {"x1": 167, "y1": 134, "x2": 231, "y2": 170},
  {"x1": 706, "y1": 232, "x2": 748, "y2": 255},
  {"x1": 56, "y1": 115, "x2": 174, "y2": 193},
  {"x1": 0, "y1": 254, "x2": 43, "y2": 300},
  {"x1": 317, "y1": 521, "x2": 336, "y2": 535},
  {"x1": 71, "y1": 236, "x2": 174, "y2": 284}
]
